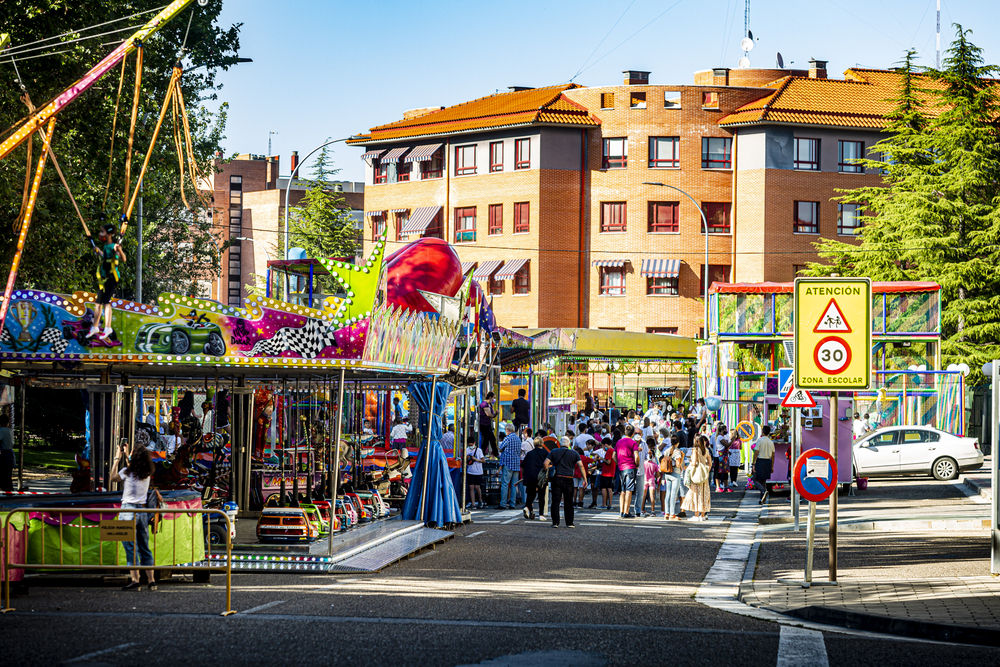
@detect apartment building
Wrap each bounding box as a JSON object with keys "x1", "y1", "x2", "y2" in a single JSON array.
[
  {"x1": 206, "y1": 153, "x2": 364, "y2": 307},
  {"x1": 351, "y1": 62, "x2": 891, "y2": 336}
]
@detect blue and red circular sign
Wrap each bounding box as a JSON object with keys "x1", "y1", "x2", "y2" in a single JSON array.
[{"x1": 792, "y1": 448, "x2": 839, "y2": 502}]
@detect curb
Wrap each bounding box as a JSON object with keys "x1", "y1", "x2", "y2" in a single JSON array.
[
  {"x1": 783, "y1": 605, "x2": 1000, "y2": 648},
  {"x1": 965, "y1": 476, "x2": 993, "y2": 502},
  {"x1": 762, "y1": 516, "x2": 991, "y2": 531}
]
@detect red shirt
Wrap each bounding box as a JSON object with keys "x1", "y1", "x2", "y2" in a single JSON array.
[
  {"x1": 575, "y1": 456, "x2": 591, "y2": 478},
  {"x1": 600, "y1": 450, "x2": 617, "y2": 477}
]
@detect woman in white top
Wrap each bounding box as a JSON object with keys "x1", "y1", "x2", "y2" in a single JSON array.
[
  {"x1": 111, "y1": 445, "x2": 156, "y2": 591},
  {"x1": 390, "y1": 418, "x2": 412, "y2": 447}
]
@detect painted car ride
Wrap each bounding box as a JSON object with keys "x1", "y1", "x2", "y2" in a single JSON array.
[{"x1": 136, "y1": 311, "x2": 227, "y2": 356}]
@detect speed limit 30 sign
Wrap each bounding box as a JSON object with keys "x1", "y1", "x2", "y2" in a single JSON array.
[{"x1": 794, "y1": 278, "x2": 871, "y2": 390}]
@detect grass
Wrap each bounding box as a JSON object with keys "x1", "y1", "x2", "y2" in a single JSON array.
[{"x1": 19, "y1": 438, "x2": 79, "y2": 472}]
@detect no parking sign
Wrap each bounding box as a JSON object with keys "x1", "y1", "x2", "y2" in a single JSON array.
[{"x1": 792, "y1": 448, "x2": 838, "y2": 502}]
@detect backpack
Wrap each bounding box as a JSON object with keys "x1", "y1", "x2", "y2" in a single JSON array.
[{"x1": 659, "y1": 453, "x2": 674, "y2": 474}]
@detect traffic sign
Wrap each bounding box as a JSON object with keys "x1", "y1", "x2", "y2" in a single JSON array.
[
  {"x1": 794, "y1": 278, "x2": 871, "y2": 390},
  {"x1": 793, "y1": 448, "x2": 839, "y2": 502},
  {"x1": 781, "y1": 386, "x2": 816, "y2": 408},
  {"x1": 778, "y1": 367, "x2": 794, "y2": 395}
]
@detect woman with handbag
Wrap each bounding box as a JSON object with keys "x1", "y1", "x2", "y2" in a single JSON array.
[
  {"x1": 110, "y1": 444, "x2": 156, "y2": 591},
  {"x1": 661, "y1": 435, "x2": 686, "y2": 520},
  {"x1": 681, "y1": 435, "x2": 712, "y2": 521}
]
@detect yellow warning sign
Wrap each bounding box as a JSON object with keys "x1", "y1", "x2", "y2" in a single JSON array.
[{"x1": 794, "y1": 278, "x2": 871, "y2": 390}]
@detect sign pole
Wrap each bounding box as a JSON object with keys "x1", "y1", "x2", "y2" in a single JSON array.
[
  {"x1": 805, "y1": 500, "x2": 816, "y2": 586},
  {"x1": 793, "y1": 408, "x2": 801, "y2": 531},
  {"x1": 829, "y1": 392, "x2": 838, "y2": 583}
]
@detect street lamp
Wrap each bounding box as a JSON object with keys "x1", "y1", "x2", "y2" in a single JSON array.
[
  {"x1": 236, "y1": 236, "x2": 271, "y2": 300},
  {"x1": 281, "y1": 135, "x2": 362, "y2": 299},
  {"x1": 643, "y1": 182, "x2": 711, "y2": 338}
]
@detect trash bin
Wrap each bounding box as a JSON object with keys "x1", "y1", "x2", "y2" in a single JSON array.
[
  {"x1": 482, "y1": 460, "x2": 501, "y2": 506},
  {"x1": 856, "y1": 477, "x2": 869, "y2": 491}
]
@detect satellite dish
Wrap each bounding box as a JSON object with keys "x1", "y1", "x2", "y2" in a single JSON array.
[
  {"x1": 738, "y1": 56, "x2": 751, "y2": 69},
  {"x1": 740, "y1": 37, "x2": 754, "y2": 52},
  {"x1": 777, "y1": 52, "x2": 785, "y2": 68},
  {"x1": 748, "y1": 30, "x2": 754, "y2": 41}
]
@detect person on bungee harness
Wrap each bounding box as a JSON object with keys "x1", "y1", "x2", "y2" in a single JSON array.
[{"x1": 87, "y1": 222, "x2": 127, "y2": 340}]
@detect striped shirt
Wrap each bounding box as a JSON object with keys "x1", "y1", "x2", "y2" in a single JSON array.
[{"x1": 498, "y1": 433, "x2": 522, "y2": 470}]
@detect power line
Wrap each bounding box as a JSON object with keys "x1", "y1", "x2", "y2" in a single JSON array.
[
  {"x1": 569, "y1": 0, "x2": 637, "y2": 82},
  {"x1": 0, "y1": 5, "x2": 164, "y2": 54},
  {"x1": 575, "y1": 0, "x2": 687, "y2": 78},
  {"x1": 2, "y1": 24, "x2": 143, "y2": 59}
]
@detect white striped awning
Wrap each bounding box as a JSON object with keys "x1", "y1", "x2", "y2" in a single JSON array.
[
  {"x1": 640, "y1": 258, "x2": 681, "y2": 277},
  {"x1": 380, "y1": 147, "x2": 410, "y2": 163},
  {"x1": 403, "y1": 143, "x2": 443, "y2": 163},
  {"x1": 495, "y1": 258, "x2": 528, "y2": 280},
  {"x1": 361, "y1": 149, "x2": 384, "y2": 161},
  {"x1": 400, "y1": 206, "x2": 441, "y2": 235},
  {"x1": 461, "y1": 262, "x2": 477, "y2": 275},
  {"x1": 473, "y1": 260, "x2": 504, "y2": 280},
  {"x1": 388, "y1": 208, "x2": 409, "y2": 214},
  {"x1": 592, "y1": 259, "x2": 630, "y2": 268},
  {"x1": 364, "y1": 210, "x2": 387, "y2": 218}
]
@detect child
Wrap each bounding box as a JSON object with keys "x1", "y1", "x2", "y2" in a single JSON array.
[
  {"x1": 88, "y1": 223, "x2": 127, "y2": 340},
  {"x1": 728, "y1": 436, "x2": 743, "y2": 489},
  {"x1": 642, "y1": 436, "x2": 660, "y2": 516}
]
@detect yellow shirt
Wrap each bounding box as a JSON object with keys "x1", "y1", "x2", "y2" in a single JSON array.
[{"x1": 754, "y1": 436, "x2": 775, "y2": 461}]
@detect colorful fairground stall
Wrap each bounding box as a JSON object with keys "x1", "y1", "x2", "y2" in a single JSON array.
[
  {"x1": 0, "y1": 237, "x2": 501, "y2": 575},
  {"x1": 701, "y1": 281, "x2": 963, "y2": 489}
]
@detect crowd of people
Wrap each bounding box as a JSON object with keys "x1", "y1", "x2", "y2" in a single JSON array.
[{"x1": 466, "y1": 394, "x2": 776, "y2": 527}]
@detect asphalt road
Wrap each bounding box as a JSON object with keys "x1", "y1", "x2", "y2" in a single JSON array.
[{"x1": 5, "y1": 489, "x2": 999, "y2": 666}]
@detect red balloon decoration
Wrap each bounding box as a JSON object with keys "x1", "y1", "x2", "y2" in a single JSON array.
[{"x1": 383, "y1": 238, "x2": 464, "y2": 313}]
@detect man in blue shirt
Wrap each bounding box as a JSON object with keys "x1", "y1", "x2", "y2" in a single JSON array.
[{"x1": 497, "y1": 423, "x2": 522, "y2": 510}]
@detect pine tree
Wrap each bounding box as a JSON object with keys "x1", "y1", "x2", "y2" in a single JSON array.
[{"x1": 809, "y1": 29, "x2": 1000, "y2": 380}]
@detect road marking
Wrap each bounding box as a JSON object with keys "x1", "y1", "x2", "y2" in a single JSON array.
[
  {"x1": 64, "y1": 642, "x2": 137, "y2": 663},
  {"x1": 501, "y1": 517, "x2": 521, "y2": 524},
  {"x1": 240, "y1": 600, "x2": 286, "y2": 614},
  {"x1": 776, "y1": 626, "x2": 829, "y2": 667},
  {"x1": 465, "y1": 531, "x2": 486, "y2": 538}
]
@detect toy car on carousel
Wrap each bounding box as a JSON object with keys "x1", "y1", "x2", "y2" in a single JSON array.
[
  {"x1": 255, "y1": 507, "x2": 319, "y2": 543},
  {"x1": 136, "y1": 311, "x2": 227, "y2": 356}
]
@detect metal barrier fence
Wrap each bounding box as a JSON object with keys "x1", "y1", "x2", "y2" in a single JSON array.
[{"x1": 2, "y1": 507, "x2": 235, "y2": 615}]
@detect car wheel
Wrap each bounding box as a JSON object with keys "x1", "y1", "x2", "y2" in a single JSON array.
[
  {"x1": 932, "y1": 456, "x2": 958, "y2": 481},
  {"x1": 170, "y1": 330, "x2": 190, "y2": 354},
  {"x1": 208, "y1": 523, "x2": 227, "y2": 546},
  {"x1": 204, "y1": 332, "x2": 226, "y2": 356}
]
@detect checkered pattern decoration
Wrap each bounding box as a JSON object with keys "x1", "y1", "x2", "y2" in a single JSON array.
[{"x1": 246, "y1": 318, "x2": 339, "y2": 359}]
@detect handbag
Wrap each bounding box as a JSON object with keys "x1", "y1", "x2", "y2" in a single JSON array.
[
  {"x1": 146, "y1": 488, "x2": 164, "y2": 534},
  {"x1": 690, "y1": 461, "x2": 709, "y2": 485}
]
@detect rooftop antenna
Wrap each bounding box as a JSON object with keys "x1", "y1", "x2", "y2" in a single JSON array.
[
  {"x1": 738, "y1": 0, "x2": 753, "y2": 68},
  {"x1": 268, "y1": 131, "x2": 278, "y2": 156},
  {"x1": 935, "y1": 0, "x2": 941, "y2": 69}
]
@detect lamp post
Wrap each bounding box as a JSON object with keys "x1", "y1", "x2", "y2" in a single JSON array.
[
  {"x1": 281, "y1": 135, "x2": 361, "y2": 300},
  {"x1": 643, "y1": 182, "x2": 711, "y2": 338},
  {"x1": 236, "y1": 236, "x2": 271, "y2": 298}
]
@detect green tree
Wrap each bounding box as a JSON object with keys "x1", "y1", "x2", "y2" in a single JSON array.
[
  {"x1": 286, "y1": 139, "x2": 358, "y2": 293},
  {"x1": 0, "y1": 1, "x2": 242, "y2": 302},
  {"x1": 810, "y1": 27, "x2": 1000, "y2": 380}
]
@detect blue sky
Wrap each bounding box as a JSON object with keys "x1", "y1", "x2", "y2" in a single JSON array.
[{"x1": 211, "y1": 0, "x2": 998, "y2": 183}]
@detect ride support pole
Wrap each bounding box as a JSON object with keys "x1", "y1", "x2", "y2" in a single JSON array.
[
  {"x1": 420, "y1": 377, "x2": 438, "y2": 524},
  {"x1": 328, "y1": 368, "x2": 346, "y2": 556},
  {"x1": 829, "y1": 391, "x2": 838, "y2": 583}
]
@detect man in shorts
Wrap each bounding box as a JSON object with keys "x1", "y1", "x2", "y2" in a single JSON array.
[{"x1": 616, "y1": 424, "x2": 640, "y2": 518}]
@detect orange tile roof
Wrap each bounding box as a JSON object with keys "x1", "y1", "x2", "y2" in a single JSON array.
[
  {"x1": 719, "y1": 68, "x2": 947, "y2": 129},
  {"x1": 347, "y1": 84, "x2": 599, "y2": 144}
]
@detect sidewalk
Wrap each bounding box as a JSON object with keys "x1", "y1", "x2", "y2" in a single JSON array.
[{"x1": 734, "y1": 476, "x2": 1000, "y2": 646}]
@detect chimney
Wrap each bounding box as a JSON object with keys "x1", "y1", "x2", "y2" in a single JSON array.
[
  {"x1": 508, "y1": 86, "x2": 534, "y2": 92},
  {"x1": 290, "y1": 150, "x2": 299, "y2": 176},
  {"x1": 808, "y1": 59, "x2": 828, "y2": 79},
  {"x1": 623, "y1": 70, "x2": 650, "y2": 85}
]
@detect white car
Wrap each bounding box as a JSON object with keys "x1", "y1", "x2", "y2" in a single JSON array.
[{"x1": 852, "y1": 426, "x2": 983, "y2": 481}]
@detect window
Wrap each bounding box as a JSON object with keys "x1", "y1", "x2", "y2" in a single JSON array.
[
  {"x1": 702, "y1": 91, "x2": 720, "y2": 109},
  {"x1": 421, "y1": 148, "x2": 443, "y2": 179},
  {"x1": 794, "y1": 138, "x2": 820, "y2": 170},
  {"x1": 229, "y1": 175, "x2": 242, "y2": 207},
  {"x1": 396, "y1": 161, "x2": 411, "y2": 182},
  {"x1": 514, "y1": 139, "x2": 530, "y2": 170},
  {"x1": 455, "y1": 144, "x2": 476, "y2": 176},
  {"x1": 664, "y1": 91, "x2": 681, "y2": 108},
  {"x1": 424, "y1": 210, "x2": 443, "y2": 240},
  {"x1": 513, "y1": 264, "x2": 530, "y2": 294},
  {"x1": 647, "y1": 326, "x2": 678, "y2": 334},
  {"x1": 454, "y1": 207, "x2": 476, "y2": 243},
  {"x1": 600, "y1": 202, "x2": 627, "y2": 232},
  {"x1": 395, "y1": 212, "x2": 408, "y2": 241},
  {"x1": 838, "y1": 203, "x2": 862, "y2": 235},
  {"x1": 371, "y1": 214, "x2": 386, "y2": 241},
  {"x1": 513, "y1": 202, "x2": 530, "y2": 233},
  {"x1": 373, "y1": 160, "x2": 387, "y2": 184},
  {"x1": 489, "y1": 274, "x2": 504, "y2": 296},
  {"x1": 649, "y1": 137, "x2": 680, "y2": 169},
  {"x1": 648, "y1": 202, "x2": 679, "y2": 233},
  {"x1": 599, "y1": 267, "x2": 625, "y2": 296},
  {"x1": 601, "y1": 92, "x2": 615, "y2": 109},
  {"x1": 701, "y1": 202, "x2": 731, "y2": 234},
  {"x1": 630, "y1": 92, "x2": 646, "y2": 109},
  {"x1": 602, "y1": 138, "x2": 627, "y2": 169},
  {"x1": 839, "y1": 140, "x2": 864, "y2": 173},
  {"x1": 646, "y1": 277, "x2": 679, "y2": 296},
  {"x1": 700, "y1": 264, "x2": 730, "y2": 296},
  {"x1": 490, "y1": 141, "x2": 503, "y2": 172},
  {"x1": 488, "y1": 204, "x2": 503, "y2": 235},
  {"x1": 701, "y1": 137, "x2": 732, "y2": 169},
  {"x1": 794, "y1": 201, "x2": 820, "y2": 234},
  {"x1": 793, "y1": 264, "x2": 808, "y2": 277}
]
